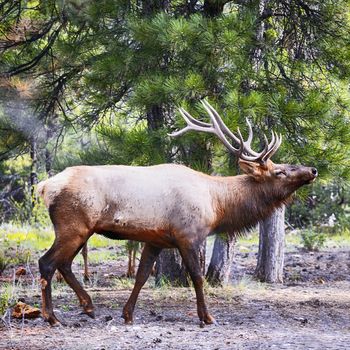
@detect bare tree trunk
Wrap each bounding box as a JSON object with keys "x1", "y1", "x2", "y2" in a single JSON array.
[
  {"x1": 155, "y1": 241, "x2": 206, "y2": 287},
  {"x1": 255, "y1": 206, "x2": 285, "y2": 283},
  {"x1": 155, "y1": 249, "x2": 188, "y2": 286},
  {"x1": 146, "y1": 105, "x2": 164, "y2": 131},
  {"x1": 248, "y1": 0, "x2": 286, "y2": 284},
  {"x1": 142, "y1": 0, "x2": 170, "y2": 16},
  {"x1": 203, "y1": 0, "x2": 230, "y2": 17},
  {"x1": 206, "y1": 233, "x2": 236, "y2": 286},
  {"x1": 29, "y1": 139, "x2": 38, "y2": 207}
]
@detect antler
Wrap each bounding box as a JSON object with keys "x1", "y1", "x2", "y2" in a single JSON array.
[{"x1": 169, "y1": 100, "x2": 282, "y2": 163}]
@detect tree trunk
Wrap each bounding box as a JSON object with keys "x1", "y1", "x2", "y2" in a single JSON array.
[
  {"x1": 206, "y1": 233, "x2": 236, "y2": 286},
  {"x1": 155, "y1": 249, "x2": 188, "y2": 286},
  {"x1": 29, "y1": 139, "x2": 38, "y2": 207},
  {"x1": 248, "y1": 0, "x2": 286, "y2": 284},
  {"x1": 203, "y1": 0, "x2": 229, "y2": 17},
  {"x1": 155, "y1": 241, "x2": 206, "y2": 287},
  {"x1": 142, "y1": 0, "x2": 170, "y2": 16},
  {"x1": 146, "y1": 105, "x2": 164, "y2": 131},
  {"x1": 255, "y1": 205, "x2": 285, "y2": 283}
]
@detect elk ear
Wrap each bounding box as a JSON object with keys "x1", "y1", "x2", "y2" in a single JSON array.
[{"x1": 238, "y1": 160, "x2": 265, "y2": 178}]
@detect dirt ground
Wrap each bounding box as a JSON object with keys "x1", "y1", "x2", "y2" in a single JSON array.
[{"x1": 1, "y1": 245, "x2": 350, "y2": 350}]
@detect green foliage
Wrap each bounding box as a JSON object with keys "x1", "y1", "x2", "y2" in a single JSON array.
[
  {"x1": 300, "y1": 230, "x2": 327, "y2": 252},
  {"x1": 0, "y1": 0, "x2": 350, "y2": 227},
  {"x1": 0, "y1": 249, "x2": 11, "y2": 275},
  {"x1": 30, "y1": 196, "x2": 51, "y2": 227},
  {"x1": 78, "y1": 121, "x2": 169, "y2": 166},
  {"x1": 0, "y1": 285, "x2": 11, "y2": 316},
  {"x1": 0, "y1": 224, "x2": 54, "y2": 272},
  {"x1": 287, "y1": 182, "x2": 350, "y2": 232}
]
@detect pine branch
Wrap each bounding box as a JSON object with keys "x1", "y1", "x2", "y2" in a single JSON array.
[{"x1": 3, "y1": 20, "x2": 65, "y2": 77}]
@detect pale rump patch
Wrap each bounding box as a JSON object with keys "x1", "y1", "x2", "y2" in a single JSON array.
[{"x1": 37, "y1": 168, "x2": 75, "y2": 207}]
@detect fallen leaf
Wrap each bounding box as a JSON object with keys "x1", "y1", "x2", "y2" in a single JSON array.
[{"x1": 15, "y1": 267, "x2": 26, "y2": 278}]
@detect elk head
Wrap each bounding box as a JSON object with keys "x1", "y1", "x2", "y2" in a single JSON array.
[{"x1": 169, "y1": 100, "x2": 317, "y2": 197}]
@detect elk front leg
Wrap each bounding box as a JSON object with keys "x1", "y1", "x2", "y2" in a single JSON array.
[
  {"x1": 122, "y1": 243, "x2": 162, "y2": 324},
  {"x1": 178, "y1": 244, "x2": 216, "y2": 327}
]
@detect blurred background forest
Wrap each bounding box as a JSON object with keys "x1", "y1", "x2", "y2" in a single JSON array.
[{"x1": 0, "y1": 0, "x2": 349, "y2": 257}]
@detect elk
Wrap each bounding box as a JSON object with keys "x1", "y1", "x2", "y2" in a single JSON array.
[{"x1": 37, "y1": 100, "x2": 317, "y2": 327}]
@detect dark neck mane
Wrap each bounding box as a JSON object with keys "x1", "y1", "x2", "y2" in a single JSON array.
[{"x1": 212, "y1": 175, "x2": 287, "y2": 233}]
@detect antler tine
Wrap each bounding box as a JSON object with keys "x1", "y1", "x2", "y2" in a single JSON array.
[
  {"x1": 202, "y1": 100, "x2": 241, "y2": 145},
  {"x1": 236, "y1": 127, "x2": 269, "y2": 162},
  {"x1": 236, "y1": 128, "x2": 258, "y2": 162},
  {"x1": 169, "y1": 106, "x2": 241, "y2": 154},
  {"x1": 181, "y1": 108, "x2": 212, "y2": 128},
  {"x1": 168, "y1": 107, "x2": 216, "y2": 137},
  {"x1": 267, "y1": 130, "x2": 276, "y2": 152},
  {"x1": 262, "y1": 133, "x2": 282, "y2": 161},
  {"x1": 245, "y1": 118, "x2": 254, "y2": 145},
  {"x1": 200, "y1": 101, "x2": 241, "y2": 154}
]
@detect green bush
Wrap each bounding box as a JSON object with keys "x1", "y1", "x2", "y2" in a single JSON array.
[
  {"x1": 0, "y1": 249, "x2": 11, "y2": 275},
  {"x1": 300, "y1": 230, "x2": 326, "y2": 251},
  {"x1": 287, "y1": 182, "x2": 350, "y2": 232},
  {"x1": 0, "y1": 287, "x2": 10, "y2": 316}
]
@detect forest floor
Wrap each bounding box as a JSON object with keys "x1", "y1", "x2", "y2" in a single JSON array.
[{"x1": 1, "y1": 233, "x2": 350, "y2": 350}]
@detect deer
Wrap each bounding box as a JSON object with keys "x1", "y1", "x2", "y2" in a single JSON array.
[{"x1": 37, "y1": 100, "x2": 317, "y2": 327}]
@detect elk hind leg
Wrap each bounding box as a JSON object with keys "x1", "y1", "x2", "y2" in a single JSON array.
[
  {"x1": 122, "y1": 243, "x2": 162, "y2": 324},
  {"x1": 81, "y1": 243, "x2": 90, "y2": 282},
  {"x1": 178, "y1": 244, "x2": 216, "y2": 327},
  {"x1": 39, "y1": 232, "x2": 92, "y2": 325},
  {"x1": 39, "y1": 241, "x2": 63, "y2": 326},
  {"x1": 56, "y1": 240, "x2": 94, "y2": 317}
]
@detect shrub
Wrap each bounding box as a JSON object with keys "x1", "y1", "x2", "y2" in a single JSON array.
[
  {"x1": 0, "y1": 285, "x2": 11, "y2": 316},
  {"x1": 300, "y1": 229, "x2": 326, "y2": 251},
  {"x1": 0, "y1": 249, "x2": 11, "y2": 275}
]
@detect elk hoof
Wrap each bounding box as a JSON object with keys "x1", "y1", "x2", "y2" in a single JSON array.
[
  {"x1": 83, "y1": 274, "x2": 91, "y2": 283},
  {"x1": 204, "y1": 314, "x2": 216, "y2": 325},
  {"x1": 84, "y1": 309, "x2": 95, "y2": 319},
  {"x1": 199, "y1": 314, "x2": 217, "y2": 327},
  {"x1": 122, "y1": 313, "x2": 133, "y2": 325},
  {"x1": 47, "y1": 315, "x2": 61, "y2": 327}
]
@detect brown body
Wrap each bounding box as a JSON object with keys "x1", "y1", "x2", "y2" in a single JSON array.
[{"x1": 37, "y1": 101, "x2": 317, "y2": 326}]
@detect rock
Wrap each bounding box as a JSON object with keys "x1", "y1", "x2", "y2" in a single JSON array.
[
  {"x1": 293, "y1": 316, "x2": 308, "y2": 325},
  {"x1": 12, "y1": 302, "x2": 41, "y2": 319}
]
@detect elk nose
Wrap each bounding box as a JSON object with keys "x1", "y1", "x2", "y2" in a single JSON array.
[{"x1": 311, "y1": 168, "x2": 318, "y2": 177}]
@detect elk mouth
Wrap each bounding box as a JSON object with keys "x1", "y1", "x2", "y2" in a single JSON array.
[
  {"x1": 306, "y1": 177, "x2": 316, "y2": 184},
  {"x1": 305, "y1": 168, "x2": 318, "y2": 184}
]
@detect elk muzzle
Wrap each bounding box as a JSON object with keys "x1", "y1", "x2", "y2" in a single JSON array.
[{"x1": 305, "y1": 167, "x2": 318, "y2": 184}]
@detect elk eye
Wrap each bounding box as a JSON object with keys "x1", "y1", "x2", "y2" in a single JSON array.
[{"x1": 274, "y1": 170, "x2": 286, "y2": 177}]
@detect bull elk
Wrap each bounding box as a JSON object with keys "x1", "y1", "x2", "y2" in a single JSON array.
[{"x1": 37, "y1": 100, "x2": 317, "y2": 326}]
